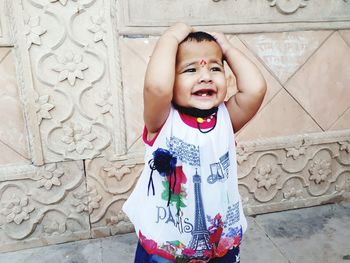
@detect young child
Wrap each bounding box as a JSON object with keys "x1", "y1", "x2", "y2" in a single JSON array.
[{"x1": 123, "y1": 23, "x2": 266, "y2": 263}]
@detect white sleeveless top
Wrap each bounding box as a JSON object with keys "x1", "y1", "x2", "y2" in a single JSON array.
[{"x1": 123, "y1": 103, "x2": 247, "y2": 262}]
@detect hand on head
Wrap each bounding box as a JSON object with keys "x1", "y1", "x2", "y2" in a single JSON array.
[
  {"x1": 209, "y1": 32, "x2": 231, "y2": 56},
  {"x1": 164, "y1": 23, "x2": 193, "y2": 44},
  {"x1": 165, "y1": 24, "x2": 230, "y2": 58}
]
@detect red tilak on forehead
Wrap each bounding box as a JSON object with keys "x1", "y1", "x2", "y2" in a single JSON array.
[{"x1": 199, "y1": 59, "x2": 207, "y2": 66}]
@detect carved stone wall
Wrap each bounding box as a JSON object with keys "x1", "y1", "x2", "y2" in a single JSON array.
[
  {"x1": 7, "y1": 0, "x2": 126, "y2": 165},
  {"x1": 0, "y1": 0, "x2": 349, "y2": 252},
  {"x1": 237, "y1": 130, "x2": 350, "y2": 215},
  {"x1": 0, "y1": 161, "x2": 90, "y2": 252}
]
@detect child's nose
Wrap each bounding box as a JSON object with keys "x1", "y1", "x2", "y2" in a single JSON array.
[{"x1": 198, "y1": 68, "x2": 212, "y2": 83}]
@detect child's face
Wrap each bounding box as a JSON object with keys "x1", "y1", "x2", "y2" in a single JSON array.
[{"x1": 174, "y1": 40, "x2": 227, "y2": 109}]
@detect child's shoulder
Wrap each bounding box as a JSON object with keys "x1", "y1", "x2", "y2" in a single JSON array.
[{"x1": 143, "y1": 107, "x2": 176, "y2": 146}]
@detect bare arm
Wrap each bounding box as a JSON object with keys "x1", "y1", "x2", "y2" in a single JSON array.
[
  {"x1": 211, "y1": 33, "x2": 267, "y2": 132},
  {"x1": 144, "y1": 23, "x2": 192, "y2": 133}
]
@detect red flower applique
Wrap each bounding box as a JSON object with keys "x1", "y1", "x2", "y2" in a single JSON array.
[
  {"x1": 233, "y1": 235, "x2": 241, "y2": 247},
  {"x1": 215, "y1": 235, "x2": 241, "y2": 258},
  {"x1": 208, "y1": 213, "x2": 224, "y2": 245},
  {"x1": 167, "y1": 166, "x2": 187, "y2": 194},
  {"x1": 209, "y1": 226, "x2": 223, "y2": 244}
]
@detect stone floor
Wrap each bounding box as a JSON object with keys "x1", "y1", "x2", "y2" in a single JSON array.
[{"x1": 0, "y1": 202, "x2": 349, "y2": 263}]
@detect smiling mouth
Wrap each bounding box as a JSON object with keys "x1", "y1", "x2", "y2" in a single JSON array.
[{"x1": 193, "y1": 89, "x2": 215, "y2": 97}]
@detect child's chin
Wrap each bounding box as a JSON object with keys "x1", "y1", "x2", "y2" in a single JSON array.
[
  {"x1": 193, "y1": 102, "x2": 219, "y2": 110},
  {"x1": 174, "y1": 100, "x2": 220, "y2": 109}
]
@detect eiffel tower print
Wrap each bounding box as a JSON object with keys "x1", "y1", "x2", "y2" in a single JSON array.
[{"x1": 188, "y1": 169, "x2": 212, "y2": 258}]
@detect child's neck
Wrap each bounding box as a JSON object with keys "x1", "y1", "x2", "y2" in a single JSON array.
[{"x1": 173, "y1": 103, "x2": 218, "y2": 118}]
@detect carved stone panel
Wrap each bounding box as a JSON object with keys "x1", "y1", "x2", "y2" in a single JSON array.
[
  {"x1": 118, "y1": 0, "x2": 350, "y2": 33},
  {"x1": 85, "y1": 156, "x2": 144, "y2": 237},
  {"x1": 237, "y1": 130, "x2": 350, "y2": 215},
  {"x1": 8, "y1": 0, "x2": 125, "y2": 164},
  {"x1": 0, "y1": 161, "x2": 89, "y2": 252}
]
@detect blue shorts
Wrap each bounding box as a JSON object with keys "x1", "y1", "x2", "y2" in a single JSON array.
[{"x1": 134, "y1": 242, "x2": 240, "y2": 263}]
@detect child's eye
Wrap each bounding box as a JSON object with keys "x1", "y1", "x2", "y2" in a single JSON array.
[
  {"x1": 183, "y1": 68, "x2": 196, "y2": 73},
  {"x1": 211, "y1": 67, "x2": 222, "y2": 72}
]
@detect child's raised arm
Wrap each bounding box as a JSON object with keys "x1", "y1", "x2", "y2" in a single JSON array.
[
  {"x1": 211, "y1": 32, "x2": 267, "y2": 133},
  {"x1": 144, "y1": 23, "x2": 192, "y2": 134}
]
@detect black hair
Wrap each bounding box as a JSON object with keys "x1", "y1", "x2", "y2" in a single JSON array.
[
  {"x1": 181, "y1": 31, "x2": 217, "y2": 44},
  {"x1": 179, "y1": 31, "x2": 223, "y2": 62}
]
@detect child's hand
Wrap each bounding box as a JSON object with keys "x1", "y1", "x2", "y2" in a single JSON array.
[
  {"x1": 210, "y1": 32, "x2": 232, "y2": 56},
  {"x1": 164, "y1": 23, "x2": 193, "y2": 43}
]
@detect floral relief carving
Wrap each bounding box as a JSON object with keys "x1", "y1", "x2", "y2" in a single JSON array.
[
  {"x1": 35, "y1": 163, "x2": 64, "y2": 190},
  {"x1": 339, "y1": 141, "x2": 350, "y2": 153},
  {"x1": 104, "y1": 210, "x2": 135, "y2": 234},
  {"x1": 34, "y1": 93, "x2": 55, "y2": 124},
  {"x1": 255, "y1": 164, "x2": 280, "y2": 190},
  {"x1": 11, "y1": 0, "x2": 124, "y2": 164},
  {"x1": 236, "y1": 147, "x2": 250, "y2": 165},
  {"x1": 283, "y1": 187, "x2": 303, "y2": 200},
  {"x1": 103, "y1": 163, "x2": 136, "y2": 181},
  {"x1": 309, "y1": 159, "x2": 331, "y2": 184},
  {"x1": 43, "y1": 220, "x2": 66, "y2": 235},
  {"x1": 237, "y1": 154, "x2": 249, "y2": 165},
  {"x1": 267, "y1": 0, "x2": 310, "y2": 14},
  {"x1": 0, "y1": 195, "x2": 35, "y2": 225},
  {"x1": 72, "y1": 185, "x2": 102, "y2": 214},
  {"x1": 88, "y1": 15, "x2": 107, "y2": 44},
  {"x1": 286, "y1": 146, "x2": 306, "y2": 160},
  {"x1": 24, "y1": 16, "x2": 46, "y2": 49},
  {"x1": 335, "y1": 176, "x2": 350, "y2": 193},
  {"x1": 107, "y1": 210, "x2": 130, "y2": 225},
  {"x1": 96, "y1": 91, "x2": 113, "y2": 114},
  {"x1": 52, "y1": 51, "x2": 89, "y2": 86},
  {"x1": 61, "y1": 122, "x2": 97, "y2": 155}
]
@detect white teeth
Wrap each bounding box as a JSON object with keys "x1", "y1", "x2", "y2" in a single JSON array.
[{"x1": 201, "y1": 93, "x2": 207, "y2": 97}]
